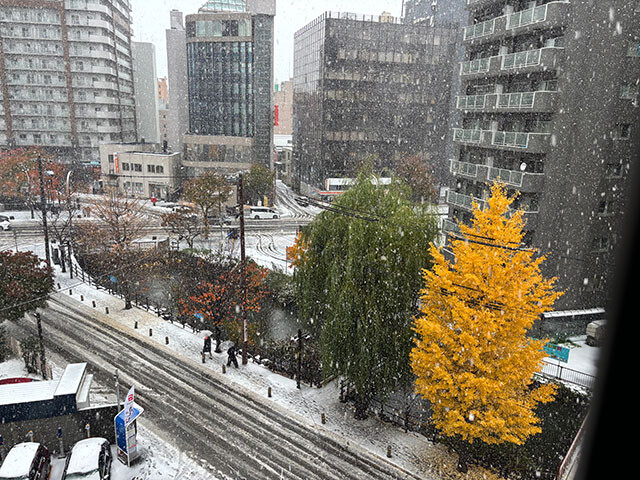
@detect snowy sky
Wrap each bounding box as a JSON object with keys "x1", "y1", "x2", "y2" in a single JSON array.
[{"x1": 131, "y1": 0, "x2": 404, "y2": 84}]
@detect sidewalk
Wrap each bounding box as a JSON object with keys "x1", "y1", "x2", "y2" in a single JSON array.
[{"x1": 50, "y1": 260, "x2": 494, "y2": 480}]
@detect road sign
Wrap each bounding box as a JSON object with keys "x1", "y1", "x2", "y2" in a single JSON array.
[
  {"x1": 114, "y1": 402, "x2": 144, "y2": 467},
  {"x1": 109, "y1": 275, "x2": 117, "y2": 283},
  {"x1": 544, "y1": 342, "x2": 570, "y2": 363}
]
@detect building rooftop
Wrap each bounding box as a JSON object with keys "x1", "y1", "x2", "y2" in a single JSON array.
[{"x1": 199, "y1": 0, "x2": 246, "y2": 13}]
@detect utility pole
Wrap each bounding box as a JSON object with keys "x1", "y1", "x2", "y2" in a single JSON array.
[
  {"x1": 34, "y1": 312, "x2": 47, "y2": 380},
  {"x1": 37, "y1": 155, "x2": 51, "y2": 269},
  {"x1": 238, "y1": 172, "x2": 248, "y2": 365}
]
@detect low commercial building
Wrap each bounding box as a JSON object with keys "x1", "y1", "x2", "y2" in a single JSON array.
[{"x1": 99, "y1": 143, "x2": 181, "y2": 200}]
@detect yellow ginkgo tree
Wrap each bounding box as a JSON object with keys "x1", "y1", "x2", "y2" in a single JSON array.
[{"x1": 411, "y1": 182, "x2": 563, "y2": 471}]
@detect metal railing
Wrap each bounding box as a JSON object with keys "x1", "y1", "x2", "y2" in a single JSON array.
[
  {"x1": 450, "y1": 159, "x2": 479, "y2": 177},
  {"x1": 463, "y1": 18, "x2": 495, "y2": 40},
  {"x1": 487, "y1": 166, "x2": 524, "y2": 186},
  {"x1": 539, "y1": 360, "x2": 596, "y2": 390},
  {"x1": 492, "y1": 131, "x2": 530, "y2": 148},
  {"x1": 507, "y1": 4, "x2": 548, "y2": 30},
  {"x1": 453, "y1": 128, "x2": 483, "y2": 143},
  {"x1": 497, "y1": 91, "x2": 536, "y2": 109},
  {"x1": 456, "y1": 94, "x2": 486, "y2": 109},
  {"x1": 502, "y1": 48, "x2": 542, "y2": 70},
  {"x1": 460, "y1": 57, "x2": 491, "y2": 75}
]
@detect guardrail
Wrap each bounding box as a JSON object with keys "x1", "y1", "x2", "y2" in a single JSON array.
[{"x1": 538, "y1": 360, "x2": 596, "y2": 390}]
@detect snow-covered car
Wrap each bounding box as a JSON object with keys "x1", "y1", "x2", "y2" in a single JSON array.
[
  {"x1": 0, "y1": 442, "x2": 51, "y2": 480},
  {"x1": 61, "y1": 437, "x2": 112, "y2": 480},
  {"x1": 0, "y1": 215, "x2": 11, "y2": 231}
]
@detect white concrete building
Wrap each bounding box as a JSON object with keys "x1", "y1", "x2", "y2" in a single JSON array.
[
  {"x1": 132, "y1": 41, "x2": 160, "y2": 144},
  {"x1": 0, "y1": 0, "x2": 137, "y2": 162}
]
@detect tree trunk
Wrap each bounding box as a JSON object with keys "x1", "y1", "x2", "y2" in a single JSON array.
[
  {"x1": 456, "y1": 440, "x2": 470, "y2": 473},
  {"x1": 353, "y1": 390, "x2": 370, "y2": 420}
]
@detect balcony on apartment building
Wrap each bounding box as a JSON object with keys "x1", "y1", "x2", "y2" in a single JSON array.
[
  {"x1": 453, "y1": 128, "x2": 552, "y2": 154},
  {"x1": 463, "y1": 2, "x2": 570, "y2": 46},
  {"x1": 446, "y1": 188, "x2": 540, "y2": 229},
  {"x1": 460, "y1": 46, "x2": 564, "y2": 80},
  {"x1": 449, "y1": 159, "x2": 545, "y2": 192},
  {"x1": 456, "y1": 90, "x2": 557, "y2": 113}
]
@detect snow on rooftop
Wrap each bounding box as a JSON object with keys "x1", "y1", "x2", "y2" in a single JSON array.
[
  {"x1": 0, "y1": 442, "x2": 40, "y2": 477},
  {"x1": 54, "y1": 363, "x2": 87, "y2": 397},
  {"x1": 0, "y1": 379, "x2": 57, "y2": 406}
]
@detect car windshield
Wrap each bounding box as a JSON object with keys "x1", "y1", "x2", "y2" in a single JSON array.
[{"x1": 64, "y1": 470, "x2": 100, "y2": 480}]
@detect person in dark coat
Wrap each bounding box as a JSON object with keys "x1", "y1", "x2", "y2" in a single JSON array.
[
  {"x1": 203, "y1": 335, "x2": 212, "y2": 359},
  {"x1": 227, "y1": 344, "x2": 238, "y2": 368}
]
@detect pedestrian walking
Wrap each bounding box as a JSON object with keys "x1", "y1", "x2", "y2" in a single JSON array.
[
  {"x1": 203, "y1": 335, "x2": 212, "y2": 359},
  {"x1": 227, "y1": 344, "x2": 238, "y2": 368}
]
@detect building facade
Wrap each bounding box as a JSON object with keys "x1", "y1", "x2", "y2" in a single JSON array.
[
  {"x1": 447, "y1": 0, "x2": 640, "y2": 310},
  {"x1": 182, "y1": 0, "x2": 275, "y2": 177},
  {"x1": 100, "y1": 142, "x2": 181, "y2": 200},
  {"x1": 0, "y1": 0, "x2": 137, "y2": 162},
  {"x1": 274, "y1": 79, "x2": 293, "y2": 135},
  {"x1": 165, "y1": 9, "x2": 188, "y2": 154},
  {"x1": 132, "y1": 41, "x2": 159, "y2": 143},
  {"x1": 292, "y1": 11, "x2": 458, "y2": 191}
]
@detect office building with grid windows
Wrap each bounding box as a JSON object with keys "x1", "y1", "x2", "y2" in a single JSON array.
[
  {"x1": 182, "y1": 0, "x2": 274, "y2": 176},
  {"x1": 292, "y1": 11, "x2": 458, "y2": 192}
]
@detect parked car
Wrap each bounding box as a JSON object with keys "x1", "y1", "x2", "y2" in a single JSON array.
[
  {"x1": 207, "y1": 214, "x2": 233, "y2": 225},
  {"x1": 61, "y1": 437, "x2": 112, "y2": 480},
  {"x1": 248, "y1": 206, "x2": 280, "y2": 219},
  {"x1": 0, "y1": 442, "x2": 51, "y2": 480},
  {"x1": 0, "y1": 215, "x2": 11, "y2": 231}
]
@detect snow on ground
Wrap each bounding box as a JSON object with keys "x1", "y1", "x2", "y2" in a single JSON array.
[
  {"x1": 0, "y1": 351, "x2": 220, "y2": 479},
  {"x1": 0, "y1": 213, "x2": 602, "y2": 479}
]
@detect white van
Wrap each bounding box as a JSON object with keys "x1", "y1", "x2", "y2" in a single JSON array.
[
  {"x1": 249, "y1": 206, "x2": 280, "y2": 219},
  {"x1": 0, "y1": 215, "x2": 11, "y2": 231}
]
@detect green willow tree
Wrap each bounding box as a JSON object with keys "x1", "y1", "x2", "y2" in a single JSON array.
[{"x1": 293, "y1": 172, "x2": 438, "y2": 418}]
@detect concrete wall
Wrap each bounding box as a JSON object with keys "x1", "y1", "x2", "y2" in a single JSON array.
[{"x1": 0, "y1": 404, "x2": 119, "y2": 455}]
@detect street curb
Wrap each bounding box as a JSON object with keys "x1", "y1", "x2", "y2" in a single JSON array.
[{"x1": 50, "y1": 292, "x2": 427, "y2": 480}]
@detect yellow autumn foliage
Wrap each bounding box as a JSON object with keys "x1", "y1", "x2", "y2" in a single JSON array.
[{"x1": 411, "y1": 182, "x2": 562, "y2": 446}]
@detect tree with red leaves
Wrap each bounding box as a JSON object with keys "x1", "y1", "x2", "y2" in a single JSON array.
[
  {"x1": 179, "y1": 260, "x2": 269, "y2": 348},
  {"x1": 0, "y1": 250, "x2": 54, "y2": 322}
]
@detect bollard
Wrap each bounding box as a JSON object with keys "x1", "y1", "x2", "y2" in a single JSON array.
[
  {"x1": 222, "y1": 364, "x2": 226, "y2": 374},
  {"x1": 165, "y1": 336, "x2": 169, "y2": 345},
  {"x1": 57, "y1": 427, "x2": 64, "y2": 457},
  {"x1": 149, "y1": 328, "x2": 152, "y2": 337},
  {"x1": 268, "y1": 386, "x2": 272, "y2": 398},
  {"x1": 387, "y1": 446, "x2": 392, "y2": 458},
  {"x1": 92, "y1": 300, "x2": 96, "y2": 308},
  {"x1": 321, "y1": 413, "x2": 326, "y2": 424},
  {"x1": 134, "y1": 321, "x2": 138, "y2": 329},
  {"x1": 27, "y1": 430, "x2": 34, "y2": 442},
  {"x1": 69, "y1": 289, "x2": 72, "y2": 295},
  {"x1": 105, "y1": 307, "x2": 109, "y2": 314},
  {"x1": 202, "y1": 352, "x2": 205, "y2": 363},
  {"x1": 80, "y1": 295, "x2": 84, "y2": 302},
  {"x1": 57, "y1": 283, "x2": 61, "y2": 290}
]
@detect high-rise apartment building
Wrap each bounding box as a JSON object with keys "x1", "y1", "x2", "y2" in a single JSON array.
[
  {"x1": 448, "y1": 0, "x2": 639, "y2": 309},
  {"x1": 132, "y1": 41, "x2": 159, "y2": 144},
  {"x1": 182, "y1": 0, "x2": 275, "y2": 177},
  {"x1": 0, "y1": 0, "x2": 137, "y2": 162},
  {"x1": 165, "y1": 9, "x2": 188, "y2": 154},
  {"x1": 293, "y1": 11, "x2": 458, "y2": 191}
]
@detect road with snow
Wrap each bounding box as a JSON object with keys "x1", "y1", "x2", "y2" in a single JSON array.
[{"x1": 16, "y1": 294, "x2": 425, "y2": 480}]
